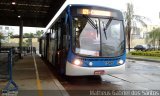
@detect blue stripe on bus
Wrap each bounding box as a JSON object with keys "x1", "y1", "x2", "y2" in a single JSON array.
[{"x1": 67, "y1": 49, "x2": 126, "y2": 67}]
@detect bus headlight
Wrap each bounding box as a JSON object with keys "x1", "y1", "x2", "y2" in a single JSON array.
[
  {"x1": 73, "y1": 59, "x2": 82, "y2": 66},
  {"x1": 118, "y1": 59, "x2": 124, "y2": 65}
]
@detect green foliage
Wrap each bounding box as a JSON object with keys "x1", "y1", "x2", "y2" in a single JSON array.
[
  {"x1": 35, "y1": 30, "x2": 43, "y2": 37},
  {"x1": 24, "y1": 38, "x2": 32, "y2": 47},
  {"x1": 24, "y1": 33, "x2": 30, "y2": 37},
  {"x1": 146, "y1": 28, "x2": 160, "y2": 48},
  {"x1": 124, "y1": 3, "x2": 147, "y2": 52},
  {"x1": 0, "y1": 32, "x2": 5, "y2": 39},
  {"x1": 8, "y1": 32, "x2": 13, "y2": 37},
  {"x1": 129, "y1": 51, "x2": 160, "y2": 57},
  {"x1": 0, "y1": 32, "x2": 4, "y2": 48},
  {"x1": 24, "y1": 33, "x2": 34, "y2": 38},
  {"x1": 23, "y1": 32, "x2": 35, "y2": 47},
  {"x1": 23, "y1": 30, "x2": 43, "y2": 38}
]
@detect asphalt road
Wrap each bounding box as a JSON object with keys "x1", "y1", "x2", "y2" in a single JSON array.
[{"x1": 57, "y1": 60, "x2": 160, "y2": 96}]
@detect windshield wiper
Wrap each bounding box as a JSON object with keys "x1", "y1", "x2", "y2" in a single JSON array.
[
  {"x1": 83, "y1": 15, "x2": 99, "y2": 37},
  {"x1": 102, "y1": 22, "x2": 107, "y2": 40},
  {"x1": 103, "y1": 17, "x2": 113, "y2": 40}
]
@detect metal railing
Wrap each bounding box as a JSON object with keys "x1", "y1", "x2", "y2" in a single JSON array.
[
  {"x1": 0, "y1": 48, "x2": 18, "y2": 96},
  {"x1": 0, "y1": 48, "x2": 10, "y2": 80}
]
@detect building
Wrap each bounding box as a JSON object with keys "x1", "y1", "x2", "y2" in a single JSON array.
[
  {"x1": 130, "y1": 25, "x2": 160, "y2": 48},
  {"x1": 8, "y1": 35, "x2": 39, "y2": 50},
  {"x1": 0, "y1": 26, "x2": 15, "y2": 42}
]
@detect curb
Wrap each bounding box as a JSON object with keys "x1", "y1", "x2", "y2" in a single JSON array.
[
  {"x1": 37, "y1": 55, "x2": 70, "y2": 96},
  {"x1": 127, "y1": 57, "x2": 160, "y2": 63},
  {"x1": 53, "y1": 79, "x2": 70, "y2": 96}
]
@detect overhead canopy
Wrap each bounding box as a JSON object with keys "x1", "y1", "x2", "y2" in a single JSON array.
[{"x1": 0, "y1": 0, "x2": 65, "y2": 27}]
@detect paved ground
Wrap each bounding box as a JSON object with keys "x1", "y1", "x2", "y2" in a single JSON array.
[
  {"x1": 0, "y1": 54, "x2": 69, "y2": 96},
  {"x1": 102, "y1": 60, "x2": 160, "y2": 89},
  {"x1": 1, "y1": 54, "x2": 160, "y2": 96},
  {"x1": 58, "y1": 60, "x2": 160, "y2": 96}
]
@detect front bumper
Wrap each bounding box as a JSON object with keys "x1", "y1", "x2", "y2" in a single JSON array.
[{"x1": 66, "y1": 61, "x2": 125, "y2": 76}]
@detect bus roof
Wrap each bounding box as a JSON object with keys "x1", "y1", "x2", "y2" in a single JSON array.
[{"x1": 44, "y1": 0, "x2": 123, "y2": 33}]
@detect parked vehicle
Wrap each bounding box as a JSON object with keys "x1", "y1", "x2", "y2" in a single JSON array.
[
  {"x1": 152, "y1": 46, "x2": 160, "y2": 50},
  {"x1": 134, "y1": 44, "x2": 153, "y2": 51}
]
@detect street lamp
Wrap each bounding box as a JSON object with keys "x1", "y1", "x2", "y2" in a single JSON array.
[
  {"x1": 11, "y1": 0, "x2": 16, "y2": 5},
  {"x1": 18, "y1": 15, "x2": 21, "y2": 18}
]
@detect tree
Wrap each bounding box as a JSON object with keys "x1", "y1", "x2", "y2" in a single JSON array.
[
  {"x1": 35, "y1": 30, "x2": 43, "y2": 37},
  {"x1": 24, "y1": 39, "x2": 31, "y2": 47},
  {"x1": 146, "y1": 28, "x2": 160, "y2": 50},
  {"x1": 8, "y1": 32, "x2": 13, "y2": 37},
  {"x1": 24, "y1": 33, "x2": 31, "y2": 37},
  {"x1": 0, "y1": 32, "x2": 5, "y2": 48},
  {"x1": 23, "y1": 33, "x2": 34, "y2": 47},
  {"x1": 124, "y1": 3, "x2": 147, "y2": 52}
]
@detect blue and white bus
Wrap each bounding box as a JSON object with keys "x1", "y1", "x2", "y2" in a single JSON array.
[{"x1": 39, "y1": 0, "x2": 126, "y2": 76}]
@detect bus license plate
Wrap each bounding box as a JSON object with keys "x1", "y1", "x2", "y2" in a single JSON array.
[{"x1": 94, "y1": 70, "x2": 105, "y2": 75}]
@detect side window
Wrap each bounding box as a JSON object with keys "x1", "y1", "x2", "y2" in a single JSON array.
[
  {"x1": 55, "y1": 21, "x2": 61, "y2": 50},
  {"x1": 54, "y1": 22, "x2": 59, "y2": 50},
  {"x1": 63, "y1": 23, "x2": 70, "y2": 50},
  {"x1": 58, "y1": 23, "x2": 61, "y2": 49},
  {"x1": 60, "y1": 16, "x2": 70, "y2": 50},
  {"x1": 55, "y1": 13, "x2": 70, "y2": 50},
  {"x1": 51, "y1": 29, "x2": 56, "y2": 39}
]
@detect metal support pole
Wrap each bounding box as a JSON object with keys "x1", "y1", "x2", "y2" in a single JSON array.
[
  {"x1": 19, "y1": 20, "x2": 23, "y2": 59},
  {"x1": 0, "y1": 39, "x2": 1, "y2": 50},
  {"x1": 2, "y1": 48, "x2": 18, "y2": 95},
  {"x1": 31, "y1": 38, "x2": 33, "y2": 55},
  {"x1": 8, "y1": 49, "x2": 13, "y2": 80}
]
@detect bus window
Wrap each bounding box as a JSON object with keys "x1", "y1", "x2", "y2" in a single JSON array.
[
  {"x1": 100, "y1": 19, "x2": 124, "y2": 57},
  {"x1": 72, "y1": 17, "x2": 100, "y2": 56}
]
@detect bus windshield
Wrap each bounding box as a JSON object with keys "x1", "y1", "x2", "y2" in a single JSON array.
[
  {"x1": 100, "y1": 19, "x2": 125, "y2": 57},
  {"x1": 72, "y1": 16, "x2": 125, "y2": 57}
]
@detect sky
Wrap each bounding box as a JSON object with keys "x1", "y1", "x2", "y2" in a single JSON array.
[
  {"x1": 3, "y1": 0, "x2": 160, "y2": 34},
  {"x1": 11, "y1": 26, "x2": 44, "y2": 35},
  {"x1": 123, "y1": 0, "x2": 160, "y2": 25},
  {"x1": 100, "y1": 0, "x2": 160, "y2": 25}
]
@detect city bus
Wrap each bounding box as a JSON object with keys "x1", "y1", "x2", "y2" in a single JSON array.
[{"x1": 39, "y1": 0, "x2": 126, "y2": 76}]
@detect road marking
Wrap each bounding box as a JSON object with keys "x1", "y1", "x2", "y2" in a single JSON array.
[
  {"x1": 33, "y1": 55, "x2": 43, "y2": 96},
  {"x1": 108, "y1": 74, "x2": 133, "y2": 83}
]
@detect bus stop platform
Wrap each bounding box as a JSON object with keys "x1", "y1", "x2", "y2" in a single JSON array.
[{"x1": 0, "y1": 54, "x2": 69, "y2": 96}]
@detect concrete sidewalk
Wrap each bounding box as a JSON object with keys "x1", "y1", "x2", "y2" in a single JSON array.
[{"x1": 0, "y1": 54, "x2": 69, "y2": 96}]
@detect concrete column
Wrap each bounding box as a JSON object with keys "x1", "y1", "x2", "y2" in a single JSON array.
[{"x1": 19, "y1": 20, "x2": 23, "y2": 59}]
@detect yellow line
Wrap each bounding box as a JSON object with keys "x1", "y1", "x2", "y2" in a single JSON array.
[
  {"x1": 33, "y1": 54, "x2": 43, "y2": 96},
  {"x1": 37, "y1": 80, "x2": 43, "y2": 96}
]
